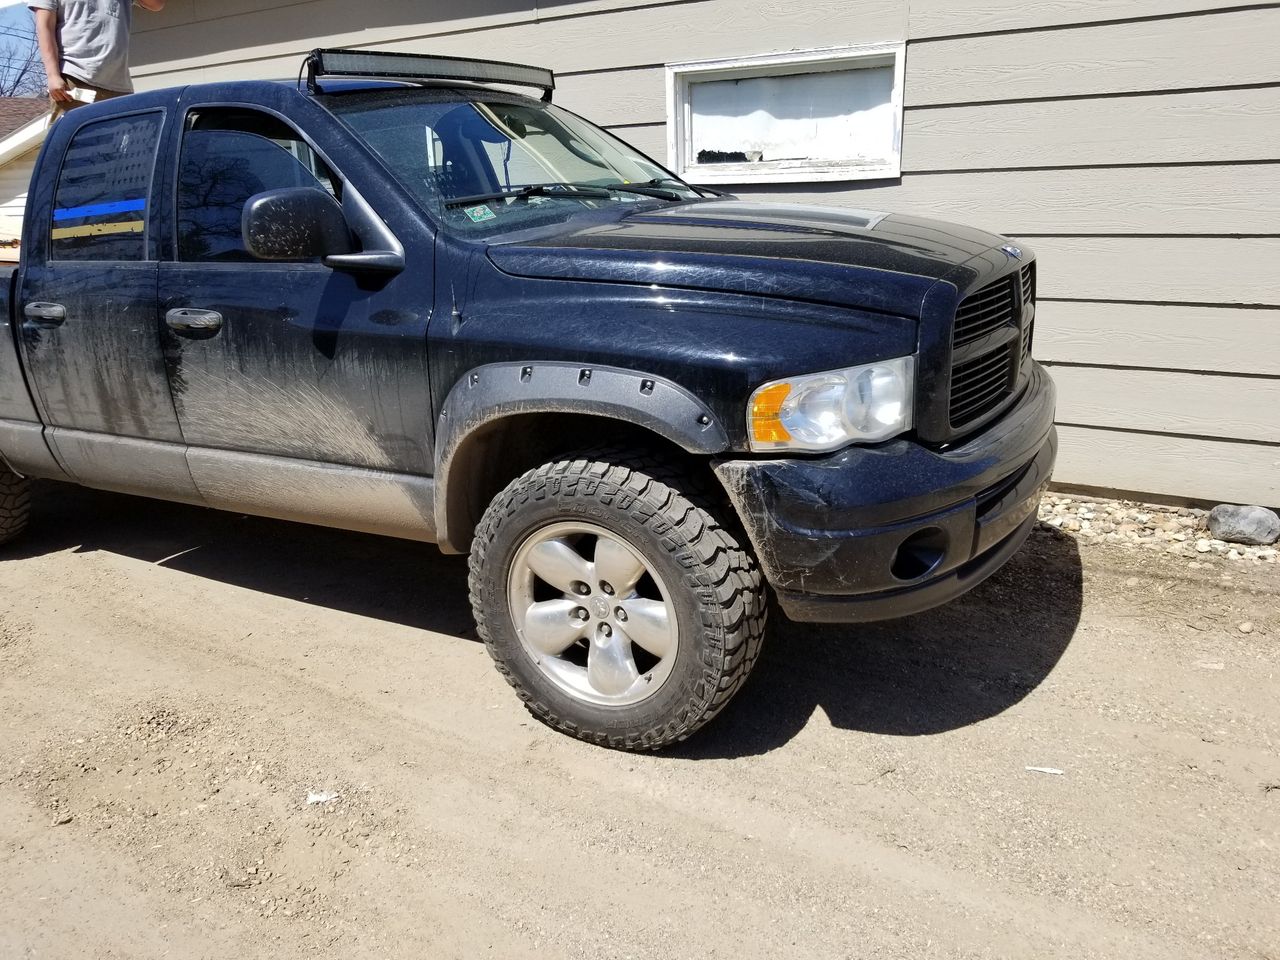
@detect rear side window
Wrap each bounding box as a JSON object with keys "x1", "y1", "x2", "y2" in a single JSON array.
[
  {"x1": 177, "y1": 109, "x2": 341, "y2": 262},
  {"x1": 51, "y1": 113, "x2": 162, "y2": 262}
]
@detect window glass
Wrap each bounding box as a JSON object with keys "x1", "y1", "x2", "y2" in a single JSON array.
[
  {"x1": 320, "y1": 88, "x2": 693, "y2": 238},
  {"x1": 690, "y1": 67, "x2": 895, "y2": 166},
  {"x1": 51, "y1": 113, "x2": 162, "y2": 261},
  {"x1": 668, "y1": 45, "x2": 905, "y2": 184},
  {"x1": 177, "y1": 110, "x2": 340, "y2": 262}
]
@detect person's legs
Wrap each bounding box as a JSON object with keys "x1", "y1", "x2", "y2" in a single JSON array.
[
  {"x1": 49, "y1": 92, "x2": 79, "y2": 121},
  {"x1": 50, "y1": 79, "x2": 126, "y2": 122}
]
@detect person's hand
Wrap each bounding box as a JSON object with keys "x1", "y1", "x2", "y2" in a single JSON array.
[{"x1": 48, "y1": 72, "x2": 73, "y2": 102}]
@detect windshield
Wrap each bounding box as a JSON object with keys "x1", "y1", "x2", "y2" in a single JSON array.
[{"x1": 318, "y1": 87, "x2": 703, "y2": 236}]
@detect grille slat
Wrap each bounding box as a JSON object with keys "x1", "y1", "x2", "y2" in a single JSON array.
[
  {"x1": 952, "y1": 376, "x2": 1012, "y2": 419},
  {"x1": 953, "y1": 275, "x2": 1016, "y2": 347},
  {"x1": 948, "y1": 273, "x2": 1022, "y2": 429},
  {"x1": 946, "y1": 262, "x2": 1037, "y2": 431},
  {"x1": 952, "y1": 367, "x2": 1010, "y2": 400},
  {"x1": 952, "y1": 369, "x2": 1012, "y2": 402},
  {"x1": 952, "y1": 347, "x2": 1014, "y2": 382},
  {"x1": 963, "y1": 288, "x2": 1013, "y2": 309},
  {"x1": 958, "y1": 301, "x2": 1015, "y2": 326},
  {"x1": 1020, "y1": 263, "x2": 1036, "y2": 304},
  {"x1": 954, "y1": 376, "x2": 1010, "y2": 405},
  {"x1": 952, "y1": 382, "x2": 1011, "y2": 416}
]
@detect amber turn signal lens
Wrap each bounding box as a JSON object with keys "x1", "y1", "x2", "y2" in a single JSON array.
[{"x1": 750, "y1": 382, "x2": 793, "y2": 445}]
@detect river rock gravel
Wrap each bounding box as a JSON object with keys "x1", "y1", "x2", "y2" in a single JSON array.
[
  {"x1": 1038, "y1": 494, "x2": 1279, "y2": 564},
  {"x1": 1207, "y1": 504, "x2": 1280, "y2": 547}
]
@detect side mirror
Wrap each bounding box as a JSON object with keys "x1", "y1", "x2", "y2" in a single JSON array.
[{"x1": 242, "y1": 187, "x2": 353, "y2": 262}]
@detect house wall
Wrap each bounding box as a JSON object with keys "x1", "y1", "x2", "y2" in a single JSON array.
[
  {"x1": 0, "y1": 146, "x2": 38, "y2": 260},
  {"x1": 128, "y1": 0, "x2": 1280, "y2": 507}
]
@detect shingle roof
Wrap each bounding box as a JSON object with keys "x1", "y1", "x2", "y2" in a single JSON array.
[{"x1": 0, "y1": 97, "x2": 49, "y2": 139}]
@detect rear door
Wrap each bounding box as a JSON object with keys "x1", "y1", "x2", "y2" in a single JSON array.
[{"x1": 17, "y1": 102, "x2": 200, "y2": 503}]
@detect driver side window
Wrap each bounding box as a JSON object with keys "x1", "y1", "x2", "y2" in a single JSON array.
[{"x1": 176, "y1": 108, "x2": 341, "y2": 262}]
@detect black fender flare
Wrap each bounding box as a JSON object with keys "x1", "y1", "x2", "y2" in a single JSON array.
[{"x1": 434, "y1": 361, "x2": 730, "y2": 552}]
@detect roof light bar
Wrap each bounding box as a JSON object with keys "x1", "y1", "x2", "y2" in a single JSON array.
[{"x1": 305, "y1": 48, "x2": 556, "y2": 101}]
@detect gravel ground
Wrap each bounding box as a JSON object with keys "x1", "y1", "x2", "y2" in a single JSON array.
[
  {"x1": 1038, "y1": 495, "x2": 1279, "y2": 565},
  {"x1": 1, "y1": 481, "x2": 1277, "y2": 960}
]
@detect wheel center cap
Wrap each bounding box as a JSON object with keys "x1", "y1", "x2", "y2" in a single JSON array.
[{"x1": 591, "y1": 597, "x2": 610, "y2": 620}]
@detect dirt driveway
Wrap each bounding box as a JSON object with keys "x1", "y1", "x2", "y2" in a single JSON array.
[{"x1": 1, "y1": 482, "x2": 1277, "y2": 960}]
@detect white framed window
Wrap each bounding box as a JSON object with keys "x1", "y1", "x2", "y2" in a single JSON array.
[{"x1": 665, "y1": 43, "x2": 905, "y2": 185}]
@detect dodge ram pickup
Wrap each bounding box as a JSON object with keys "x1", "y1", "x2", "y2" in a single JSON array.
[{"x1": 0, "y1": 49, "x2": 1056, "y2": 750}]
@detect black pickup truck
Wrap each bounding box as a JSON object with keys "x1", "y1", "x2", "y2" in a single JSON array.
[{"x1": 0, "y1": 50, "x2": 1056, "y2": 750}]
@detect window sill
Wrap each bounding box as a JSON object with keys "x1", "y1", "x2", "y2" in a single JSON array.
[{"x1": 682, "y1": 160, "x2": 901, "y2": 185}]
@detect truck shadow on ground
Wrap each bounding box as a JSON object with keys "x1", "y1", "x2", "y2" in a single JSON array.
[
  {"x1": 673, "y1": 524, "x2": 1084, "y2": 757},
  {"x1": 10, "y1": 481, "x2": 1083, "y2": 758}
]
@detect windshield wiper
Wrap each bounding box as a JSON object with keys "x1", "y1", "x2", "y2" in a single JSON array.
[
  {"x1": 594, "y1": 182, "x2": 684, "y2": 201},
  {"x1": 444, "y1": 183, "x2": 614, "y2": 208},
  {"x1": 641, "y1": 177, "x2": 730, "y2": 199}
]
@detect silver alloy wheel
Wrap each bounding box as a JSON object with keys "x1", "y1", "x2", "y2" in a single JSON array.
[{"x1": 506, "y1": 521, "x2": 680, "y2": 707}]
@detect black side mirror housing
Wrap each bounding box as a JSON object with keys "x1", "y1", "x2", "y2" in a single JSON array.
[{"x1": 242, "y1": 187, "x2": 354, "y2": 262}]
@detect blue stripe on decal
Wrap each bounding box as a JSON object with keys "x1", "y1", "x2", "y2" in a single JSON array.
[{"x1": 53, "y1": 198, "x2": 147, "y2": 222}]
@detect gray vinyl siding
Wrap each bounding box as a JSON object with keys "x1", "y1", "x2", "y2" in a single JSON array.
[{"x1": 128, "y1": 1, "x2": 1280, "y2": 507}]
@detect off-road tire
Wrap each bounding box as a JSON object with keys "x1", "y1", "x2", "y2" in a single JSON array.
[
  {"x1": 469, "y1": 451, "x2": 767, "y2": 751},
  {"x1": 0, "y1": 467, "x2": 31, "y2": 546}
]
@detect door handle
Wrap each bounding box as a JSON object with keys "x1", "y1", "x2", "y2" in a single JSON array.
[
  {"x1": 23, "y1": 302, "x2": 66, "y2": 326},
  {"x1": 166, "y1": 308, "x2": 224, "y2": 338}
]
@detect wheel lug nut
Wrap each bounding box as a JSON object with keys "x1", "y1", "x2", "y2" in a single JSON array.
[
  {"x1": 615, "y1": 607, "x2": 627, "y2": 621},
  {"x1": 600, "y1": 624, "x2": 612, "y2": 637},
  {"x1": 573, "y1": 607, "x2": 589, "y2": 621},
  {"x1": 573, "y1": 581, "x2": 590, "y2": 595},
  {"x1": 601, "y1": 582, "x2": 615, "y2": 595}
]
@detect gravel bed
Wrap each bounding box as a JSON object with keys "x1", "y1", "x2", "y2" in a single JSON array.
[{"x1": 1037, "y1": 494, "x2": 1279, "y2": 565}]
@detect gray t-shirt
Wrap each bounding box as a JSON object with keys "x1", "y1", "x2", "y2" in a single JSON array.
[{"x1": 29, "y1": 0, "x2": 134, "y2": 93}]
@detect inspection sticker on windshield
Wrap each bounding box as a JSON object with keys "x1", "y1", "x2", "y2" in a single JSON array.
[{"x1": 463, "y1": 204, "x2": 496, "y2": 223}]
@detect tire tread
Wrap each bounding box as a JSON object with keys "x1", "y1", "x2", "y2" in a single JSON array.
[
  {"x1": 0, "y1": 468, "x2": 30, "y2": 546},
  {"x1": 468, "y1": 447, "x2": 766, "y2": 751}
]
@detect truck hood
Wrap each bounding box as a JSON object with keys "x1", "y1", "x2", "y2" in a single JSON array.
[{"x1": 485, "y1": 201, "x2": 1007, "y2": 318}]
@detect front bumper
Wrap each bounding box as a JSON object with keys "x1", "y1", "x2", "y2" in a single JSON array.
[{"x1": 714, "y1": 362, "x2": 1057, "y2": 623}]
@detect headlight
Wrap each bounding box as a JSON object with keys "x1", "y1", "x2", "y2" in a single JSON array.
[{"x1": 747, "y1": 356, "x2": 915, "y2": 452}]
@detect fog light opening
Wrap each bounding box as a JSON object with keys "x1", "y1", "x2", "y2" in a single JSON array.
[{"x1": 891, "y1": 527, "x2": 949, "y2": 582}]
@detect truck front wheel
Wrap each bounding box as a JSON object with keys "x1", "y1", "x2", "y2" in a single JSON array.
[
  {"x1": 0, "y1": 466, "x2": 31, "y2": 546},
  {"x1": 468, "y1": 452, "x2": 767, "y2": 750}
]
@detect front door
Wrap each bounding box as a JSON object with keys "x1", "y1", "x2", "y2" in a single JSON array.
[
  {"x1": 155, "y1": 105, "x2": 435, "y2": 533},
  {"x1": 17, "y1": 106, "x2": 200, "y2": 502}
]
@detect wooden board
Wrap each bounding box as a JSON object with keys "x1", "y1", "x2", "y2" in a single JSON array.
[
  {"x1": 1033, "y1": 302, "x2": 1280, "y2": 377},
  {"x1": 724, "y1": 165, "x2": 1280, "y2": 235},
  {"x1": 902, "y1": 88, "x2": 1280, "y2": 171},
  {"x1": 908, "y1": 0, "x2": 1265, "y2": 39},
  {"x1": 132, "y1": 0, "x2": 906, "y2": 80},
  {"x1": 133, "y1": 0, "x2": 673, "y2": 34},
  {"x1": 906, "y1": 8, "x2": 1280, "y2": 106},
  {"x1": 1049, "y1": 366, "x2": 1280, "y2": 444},
  {"x1": 1054, "y1": 425, "x2": 1280, "y2": 507},
  {"x1": 1026, "y1": 238, "x2": 1280, "y2": 305}
]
